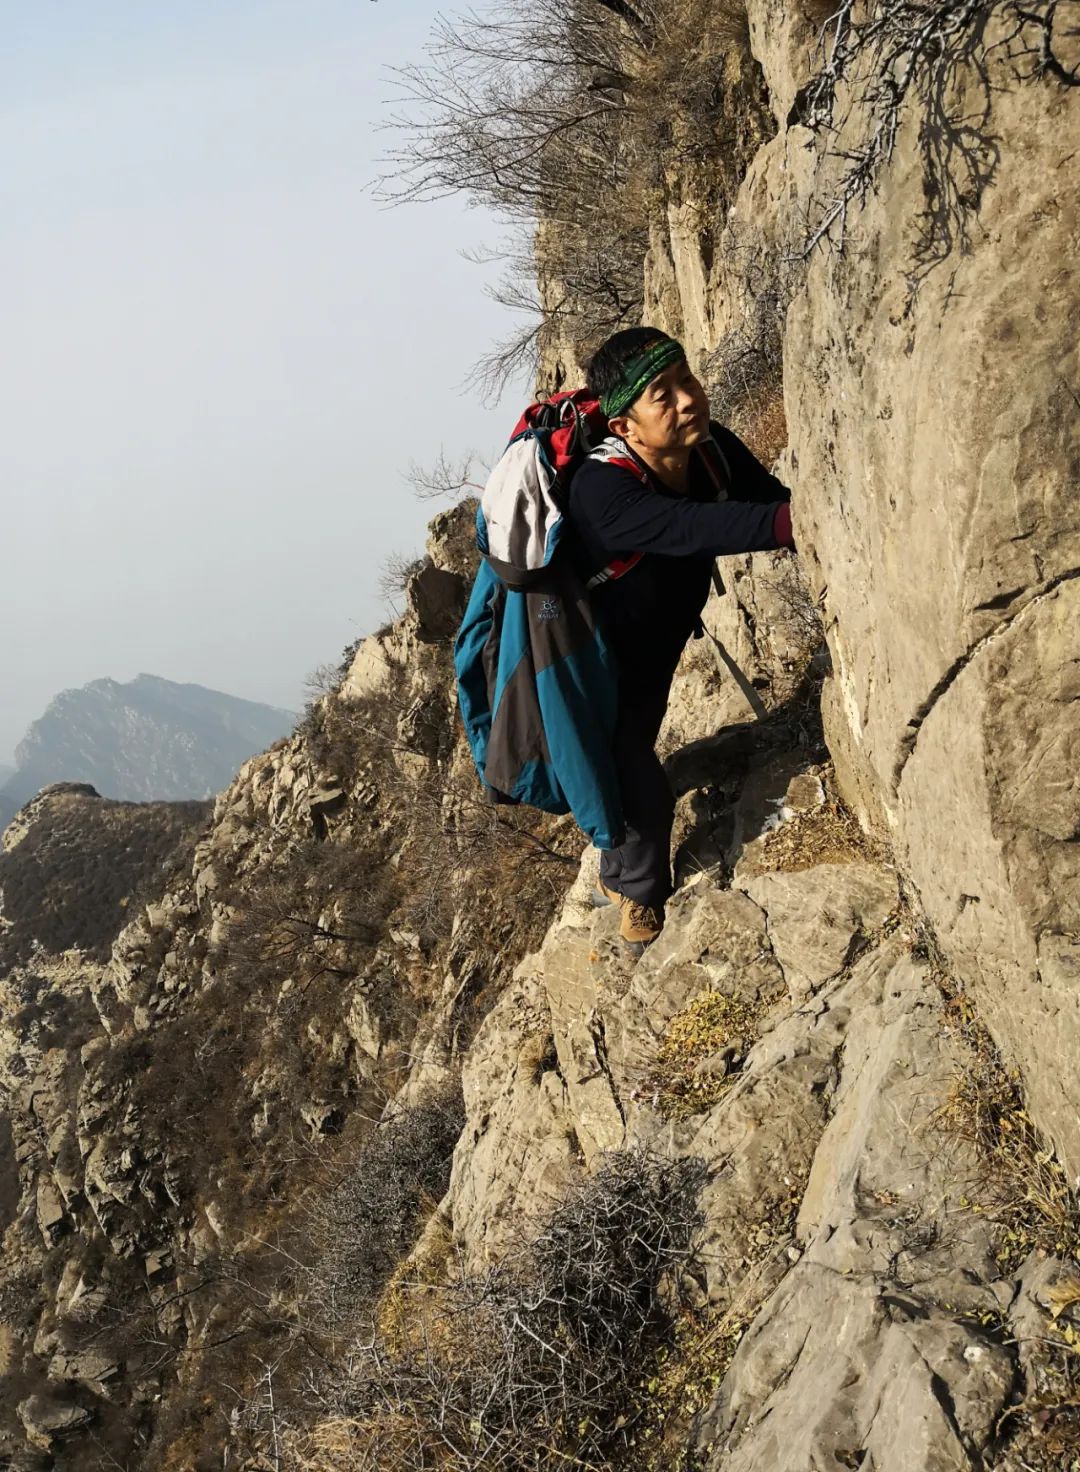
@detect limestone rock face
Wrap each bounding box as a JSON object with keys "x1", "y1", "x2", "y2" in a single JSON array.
[
  {"x1": 782, "y1": 54, "x2": 1080, "y2": 1171},
  {"x1": 740, "y1": 861, "x2": 897, "y2": 1001},
  {"x1": 616, "y1": 0, "x2": 1080, "y2": 1173}
]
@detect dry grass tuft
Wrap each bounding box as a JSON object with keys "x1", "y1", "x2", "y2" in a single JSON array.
[
  {"x1": 625, "y1": 1213, "x2": 804, "y2": 1468},
  {"x1": 629, "y1": 1308, "x2": 753, "y2": 1470},
  {"x1": 642, "y1": 989, "x2": 772, "y2": 1118},
  {"x1": 755, "y1": 792, "x2": 886, "y2": 874},
  {"x1": 934, "y1": 1018, "x2": 1080, "y2": 1270},
  {"x1": 996, "y1": 1398, "x2": 1080, "y2": 1471}
]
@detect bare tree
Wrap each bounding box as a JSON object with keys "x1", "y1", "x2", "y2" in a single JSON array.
[
  {"x1": 377, "y1": 550, "x2": 427, "y2": 617},
  {"x1": 404, "y1": 448, "x2": 486, "y2": 501},
  {"x1": 374, "y1": 0, "x2": 649, "y2": 217},
  {"x1": 804, "y1": 0, "x2": 1080, "y2": 269},
  {"x1": 222, "y1": 835, "x2": 383, "y2": 995}
]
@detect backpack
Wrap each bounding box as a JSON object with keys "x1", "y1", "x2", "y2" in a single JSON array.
[
  {"x1": 452, "y1": 389, "x2": 640, "y2": 849},
  {"x1": 475, "y1": 388, "x2": 645, "y2": 591}
]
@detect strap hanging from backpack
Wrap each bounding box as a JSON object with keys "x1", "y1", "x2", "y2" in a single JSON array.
[{"x1": 585, "y1": 554, "x2": 643, "y2": 590}]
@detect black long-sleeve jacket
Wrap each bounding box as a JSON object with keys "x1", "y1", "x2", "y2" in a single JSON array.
[{"x1": 565, "y1": 422, "x2": 791, "y2": 690}]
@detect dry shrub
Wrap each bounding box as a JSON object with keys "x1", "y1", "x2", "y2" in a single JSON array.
[
  {"x1": 299, "y1": 1083, "x2": 465, "y2": 1335},
  {"x1": 729, "y1": 384, "x2": 788, "y2": 470},
  {"x1": 395, "y1": 768, "x2": 580, "y2": 942},
  {"x1": 286, "y1": 1151, "x2": 704, "y2": 1472},
  {"x1": 996, "y1": 1399, "x2": 1080, "y2": 1472},
  {"x1": 378, "y1": 551, "x2": 428, "y2": 617},
  {"x1": 751, "y1": 558, "x2": 828, "y2": 714},
  {"x1": 222, "y1": 832, "x2": 388, "y2": 995},
  {"x1": 704, "y1": 222, "x2": 801, "y2": 454}
]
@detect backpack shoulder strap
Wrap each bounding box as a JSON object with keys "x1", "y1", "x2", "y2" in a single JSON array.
[
  {"x1": 695, "y1": 434, "x2": 731, "y2": 499},
  {"x1": 582, "y1": 435, "x2": 650, "y2": 590},
  {"x1": 585, "y1": 554, "x2": 642, "y2": 590}
]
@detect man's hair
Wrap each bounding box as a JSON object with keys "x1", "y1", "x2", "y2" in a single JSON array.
[{"x1": 586, "y1": 327, "x2": 674, "y2": 412}]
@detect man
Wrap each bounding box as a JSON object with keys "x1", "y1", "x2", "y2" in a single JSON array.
[{"x1": 566, "y1": 327, "x2": 794, "y2": 953}]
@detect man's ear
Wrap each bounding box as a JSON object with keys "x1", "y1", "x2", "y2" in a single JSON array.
[{"x1": 607, "y1": 412, "x2": 633, "y2": 442}]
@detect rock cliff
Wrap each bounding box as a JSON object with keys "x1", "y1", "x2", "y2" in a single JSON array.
[
  {"x1": 0, "y1": 3, "x2": 1078, "y2": 1468},
  {"x1": 606, "y1": 0, "x2": 1080, "y2": 1183}
]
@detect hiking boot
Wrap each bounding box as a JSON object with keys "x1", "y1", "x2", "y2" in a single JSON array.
[
  {"x1": 591, "y1": 880, "x2": 664, "y2": 953},
  {"x1": 620, "y1": 898, "x2": 664, "y2": 955}
]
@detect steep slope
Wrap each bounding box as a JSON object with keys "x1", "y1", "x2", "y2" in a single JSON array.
[
  {"x1": 3, "y1": 674, "x2": 297, "y2": 811},
  {"x1": 0, "y1": 505, "x2": 589, "y2": 1469}
]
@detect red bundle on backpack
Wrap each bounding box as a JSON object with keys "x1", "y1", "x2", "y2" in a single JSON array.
[{"x1": 477, "y1": 389, "x2": 645, "y2": 590}]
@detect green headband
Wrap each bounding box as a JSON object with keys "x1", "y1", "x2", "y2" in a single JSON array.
[{"x1": 600, "y1": 336, "x2": 686, "y2": 419}]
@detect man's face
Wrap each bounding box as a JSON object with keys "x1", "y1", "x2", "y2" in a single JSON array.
[{"x1": 614, "y1": 358, "x2": 711, "y2": 454}]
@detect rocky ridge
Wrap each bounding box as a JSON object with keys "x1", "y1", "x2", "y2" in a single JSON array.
[{"x1": 0, "y1": 505, "x2": 578, "y2": 1467}]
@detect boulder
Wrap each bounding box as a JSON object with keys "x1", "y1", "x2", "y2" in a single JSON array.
[
  {"x1": 407, "y1": 563, "x2": 466, "y2": 643},
  {"x1": 17, "y1": 1393, "x2": 92, "y2": 1448},
  {"x1": 739, "y1": 861, "x2": 898, "y2": 1000}
]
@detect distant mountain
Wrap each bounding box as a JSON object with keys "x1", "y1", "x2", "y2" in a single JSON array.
[{"x1": 1, "y1": 674, "x2": 297, "y2": 816}]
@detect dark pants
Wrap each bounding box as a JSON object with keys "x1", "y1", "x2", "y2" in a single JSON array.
[{"x1": 599, "y1": 672, "x2": 678, "y2": 909}]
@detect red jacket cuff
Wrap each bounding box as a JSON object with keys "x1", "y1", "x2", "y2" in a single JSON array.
[{"x1": 772, "y1": 502, "x2": 794, "y2": 548}]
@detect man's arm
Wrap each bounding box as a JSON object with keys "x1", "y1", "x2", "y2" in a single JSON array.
[
  {"x1": 712, "y1": 423, "x2": 791, "y2": 506},
  {"x1": 570, "y1": 457, "x2": 793, "y2": 560}
]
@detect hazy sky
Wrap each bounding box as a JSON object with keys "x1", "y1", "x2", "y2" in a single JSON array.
[{"x1": 0, "y1": 1, "x2": 526, "y2": 764}]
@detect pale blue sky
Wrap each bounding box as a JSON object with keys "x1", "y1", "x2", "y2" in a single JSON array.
[{"x1": 0, "y1": 1, "x2": 525, "y2": 763}]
